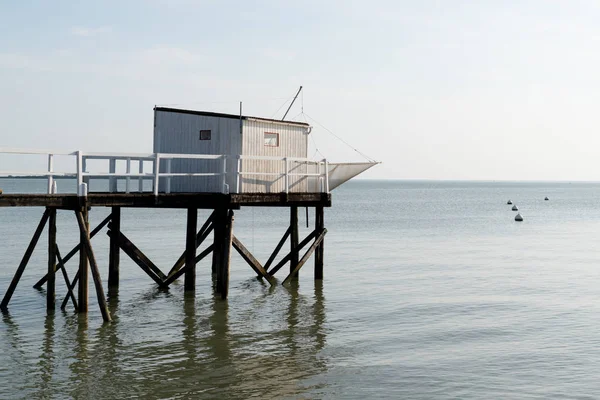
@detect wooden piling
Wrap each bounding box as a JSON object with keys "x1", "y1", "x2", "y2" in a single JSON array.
[
  {"x1": 77, "y1": 205, "x2": 89, "y2": 313},
  {"x1": 212, "y1": 208, "x2": 225, "y2": 277},
  {"x1": 290, "y1": 206, "x2": 299, "y2": 280},
  {"x1": 108, "y1": 207, "x2": 121, "y2": 287},
  {"x1": 47, "y1": 208, "x2": 57, "y2": 310},
  {"x1": 0, "y1": 210, "x2": 49, "y2": 310},
  {"x1": 216, "y1": 210, "x2": 234, "y2": 299},
  {"x1": 184, "y1": 208, "x2": 198, "y2": 292},
  {"x1": 314, "y1": 206, "x2": 324, "y2": 280}
]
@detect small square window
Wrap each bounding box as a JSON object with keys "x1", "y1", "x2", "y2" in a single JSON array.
[
  {"x1": 264, "y1": 132, "x2": 279, "y2": 147},
  {"x1": 199, "y1": 130, "x2": 211, "y2": 140}
]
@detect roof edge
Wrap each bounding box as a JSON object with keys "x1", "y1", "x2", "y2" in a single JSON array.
[{"x1": 154, "y1": 107, "x2": 310, "y2": 127}]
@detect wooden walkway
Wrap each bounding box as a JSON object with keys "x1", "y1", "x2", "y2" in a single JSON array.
[{"x1": 0, "y1": 192, "x2": 331, "y2": 208}]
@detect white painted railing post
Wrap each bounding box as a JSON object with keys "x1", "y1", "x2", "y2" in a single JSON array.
[
  {"x1": 165, "y1": 158, "x2": 172, "y2": 194},
  {"x1": 221, "y1": 156, "x2": 228, "y2": 194},
  {"x1": 317, "y1": 160, "x2": 322, "y2": 193},
  {"x1": 76, "y1": 150, "x2": 83, "y2": 190},
  {"x1": 236, "y1": 155, "x2": 241, "y2": 194},
  {"x1": 324, "y1": 159, "x2": 329, "y2": 193},
  {"x1": 47, "y1": 153, "x2": 54, "y2": 194},
  {"x1": 125, "y1": 157, "x2": 131, "y2": 193},
  {"x1": 153, "y1": 153, "x2": 160, "y2": 196},
  {"x1": 138, "y1": 160, "x2": 144, "y2": 192},
  {"x1": 284, "y1": 157, "x2": 289, "y2": 194},
  {"x1": 78, "y1": 182, "x2": 88, "y2": 197}
]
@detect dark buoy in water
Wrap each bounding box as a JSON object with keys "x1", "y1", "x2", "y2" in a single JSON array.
[
  {"x1": 544, "y1": 197, "x2": 549, "y2": 201},
  {"x1": 515, "y1": 213, "x2": 523, "y2": 221},
  {"x1": 507, "y1": 200, "x2": 513, "y2": 205},
  {"x1": 511, "y1": 205, "x2": 518, "y2": 211}
]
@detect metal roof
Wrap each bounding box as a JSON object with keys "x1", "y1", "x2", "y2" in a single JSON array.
[{"x1": 154, "y1": 107, "x2": 310, "y2": 127}]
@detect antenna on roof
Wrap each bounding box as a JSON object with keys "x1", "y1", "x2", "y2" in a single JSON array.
[{"x1": 282, "y1": 86, "x2": 303, "y2": 121}]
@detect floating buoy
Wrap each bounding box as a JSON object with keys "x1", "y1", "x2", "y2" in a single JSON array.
[
  {"x1": 544, "y1": 197, "x2": 549, "y2": 201},
  {"x1": 511, "y1": 205, "x2": 518, "y2": 211},
  {"x1": 507, "y1": 200, "x2": 512, "y2": 205},
  {"x1": 515, "y1": 213, "x2": 523, "y2": 221}
]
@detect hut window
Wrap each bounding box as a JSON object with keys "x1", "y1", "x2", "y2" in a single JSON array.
[
  {"x1": 199, "y1": 130, "x2": 211, "y2": 140},
  {"x1": 264, "y1": 132, "x2": 279, "y2": 147}
]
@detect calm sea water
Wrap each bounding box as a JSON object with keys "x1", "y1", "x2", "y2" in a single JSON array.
[{"x1": 2, "y1": 179, "x2": 600, "y2": 399}]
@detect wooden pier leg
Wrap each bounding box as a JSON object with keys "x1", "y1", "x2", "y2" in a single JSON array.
[
  {"x1": 77, "y1": 206, "x2": 89, "y2": 313},
  {"x1": 314, "y1": 206, "x2": 324, "y2": 280},
  {"x1": 108, "y1": 207, "x2": 121, "y2": 288},
  {"x1": 212, "y1": 208, "x2": 224, "y2": 277},
  {"x1": 290, "y1": 206, "x2": 299, "y2": 280},
  {"x1": 217, "y1": 210, "x2": 234, "y2": 299},
  {"x1": 1, "y1": 210, "x2": 50, "y2": 310},
  {"x1": 47, "y1": 208, "x2": 57, "y2": 310},
  {"x1": 185, "y1": 207, "x2": 198, "y2": 292}
]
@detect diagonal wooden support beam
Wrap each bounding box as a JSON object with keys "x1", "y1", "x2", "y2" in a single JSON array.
[
  {"x1": 1, "y1": 209, "x2": 50, "y2": 310},
  {"x1": 168, "y1": 211, "x2": 215, "y2": 277},
  {"x1": 56, "y1": 245, "x2": 78, "y2": 311},
  {"x1": 107, "y1": 230, "x2": 166, "y2": 285},
  {"x1": 33, "y1": 213, "x2": 112, "y2": 289},
  {"x1": 267, "y1": 229, "x2": 318, "y2": 277},
  {"x1": 75, "y1": 210, "x2": 111, "y2": 322},
  {"x1": 264, "y1": 227, "x2": 291, "y2": 272},
  {"x1": 282, "y1": 229, "x2": 327, "y2": 285},
  {"x1": 60, "y1": 270, "x2": 79, "y2": 311},
  {"x1": 56, "y1": 245, "x2": 77, "y2": 310},
  {"x1": 232, "y1": 235, "x2": 275, "y2": 285},
  {"x1": 160, "y1": 244, "x2": 214, "y2": 288}
]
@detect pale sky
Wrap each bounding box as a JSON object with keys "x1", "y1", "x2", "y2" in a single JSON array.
[{"x1": 2, "y1": 0, "x2": 600, "y2": 180}]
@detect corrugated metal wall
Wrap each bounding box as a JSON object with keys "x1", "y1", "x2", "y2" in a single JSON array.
[
  {"x1": 154, "y1": 110, "x2": 310, "y2": 193},
  {"x1": 154, "y1": 110, "x2": 242, "y2": 192},
  {"x1": 240, "y1": 119, "x2": 309, "y2": 193}
]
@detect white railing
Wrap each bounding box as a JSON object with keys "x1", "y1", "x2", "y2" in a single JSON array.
[{"x1": 0, "y1": 148, "x2": 330, "y2": 195}]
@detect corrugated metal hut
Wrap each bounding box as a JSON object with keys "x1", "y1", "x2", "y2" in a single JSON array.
[{"x1": 153, "y1": 107, "x2": 313, "y2": 193}]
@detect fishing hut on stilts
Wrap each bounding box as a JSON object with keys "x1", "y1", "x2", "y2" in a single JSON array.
[{"x1": 0, "y1": 97, "x2": 377, "y2": 323}]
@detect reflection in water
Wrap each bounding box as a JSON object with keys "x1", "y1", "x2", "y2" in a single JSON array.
[
  {"x1": 0, "y1": 281, "x2": 328, "y2": 399},
  {"x1": 37, "y1": 312, "x2": 55, "y2": 397}
]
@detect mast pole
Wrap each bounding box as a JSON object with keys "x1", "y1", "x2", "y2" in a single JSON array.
[{"x1": 282, "y1": 86, "x2": 303, "y2": 121}]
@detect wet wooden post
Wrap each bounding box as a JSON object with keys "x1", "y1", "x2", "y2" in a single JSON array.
[
  {"x1": 315, "y1": 206, "x2": 324, "y2": 280},
  {"x1": 217, "y1": 210, "x2": 234, "y2": 299},
  {"x1": 290, "y1": 206, "x2": 299, "y2": 280},
  {"x1": 212, "y1": 208, "x2": 224, "y2": 277},
  {"x1": 47, "y1": 207, "x2": 57, "y2": 310},
  {"x1": 108, "y1": 207, "x2": 120, "y2": 288},
  {"x1": 184, "y1": 207, "x2": 198, "y2": 292},
  {"x1": 78, "y1": 205, "x2": 89, "y2": 313}
]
